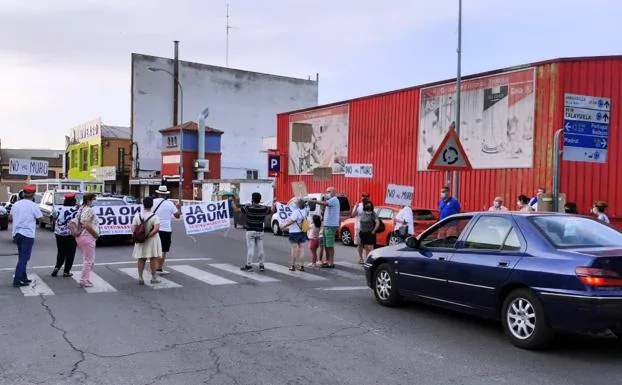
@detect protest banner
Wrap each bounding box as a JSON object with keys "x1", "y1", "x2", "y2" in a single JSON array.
[
  {"x1": 344, "y1": 163, "x2": 373, "y2": 178},
  {"x1": 385, "y1": 184, "x2": 415, "y2": 206},
  {"x1": 93, "y1": 204, "x2": 142, "y2": 236},
  {"x1": 275, "y1": 202, "x2": 294, "y2": 226},
  {"x1": 54, "y1": 206, "x2": 79, "y2": 225},
  {"x1": 181, "y1": 200, "x2": 230, "y2": 235}
]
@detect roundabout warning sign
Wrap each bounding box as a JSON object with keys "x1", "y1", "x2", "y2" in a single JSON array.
[{"x1": 427, "y1": 128, "x2": 472, "y2": 171}]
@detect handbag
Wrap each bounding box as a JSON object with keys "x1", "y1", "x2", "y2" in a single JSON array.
[
  {"x1": 397, "y1": 225, "x2": 409, "y2": 237},
  {"x1": 69, "y1": 208, "x2": 83, "y2": 237}
]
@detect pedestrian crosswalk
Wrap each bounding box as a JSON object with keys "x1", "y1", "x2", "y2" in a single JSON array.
[{"x1": 2, "y1": 261, "x2": 367, "y2": 297}]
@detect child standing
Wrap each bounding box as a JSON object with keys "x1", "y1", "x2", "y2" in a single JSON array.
[{"x1": 308, "y1": 215, "x2": 322, "y2": 267}]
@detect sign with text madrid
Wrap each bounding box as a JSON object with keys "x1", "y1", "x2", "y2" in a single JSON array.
[{"x1": 563, "y1": 93, "x2": 611, "y2": 163}]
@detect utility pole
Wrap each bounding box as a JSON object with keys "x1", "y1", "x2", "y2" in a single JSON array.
[
  {"x1": 453, "y1": 0, "x2": 463, "y2": 200},
  {"x1": 226, "y1": 4, "x2": 231, "y2": 67}
]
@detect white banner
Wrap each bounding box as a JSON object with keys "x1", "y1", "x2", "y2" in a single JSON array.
[
  {"x1": 385, "y1": 184, "x2": 414, "y2": 206},
  {"x1": 8, "y1": 158, "x2": 49, "y2": 177},
  {"x1": 344, "y1": 163, "x2": 373, "y2": 178},
  {"x1": 275, "y1": 202, "x2": 294, "y2": 226},
  {"x1": 181, "y1": 201, "x2": 230, "y2": 235},
  {"x1": 93, "y1": 204, "x2": 142, "y2": 236}
]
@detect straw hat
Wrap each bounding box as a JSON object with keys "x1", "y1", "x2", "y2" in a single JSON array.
[{"x1": 155, "y1": 185, "x2": 170, "y2": 195}]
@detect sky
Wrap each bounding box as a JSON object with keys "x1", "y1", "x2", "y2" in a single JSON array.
[{"x1": 0, "y1": 0, "x2": 620, "y2": 150}]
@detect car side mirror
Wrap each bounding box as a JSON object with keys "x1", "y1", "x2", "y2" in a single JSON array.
[{"x1": 405, "y1": 237, "x2": 420, "y2": 249}]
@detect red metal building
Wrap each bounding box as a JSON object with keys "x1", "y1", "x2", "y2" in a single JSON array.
[{"x1": 275, "y1": 56, "x2": 621, "y2": 220}]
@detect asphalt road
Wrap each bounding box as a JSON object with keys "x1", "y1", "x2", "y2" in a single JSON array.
[{"x1": 0, "y1": 224, "x2": 620, "y2": 385}]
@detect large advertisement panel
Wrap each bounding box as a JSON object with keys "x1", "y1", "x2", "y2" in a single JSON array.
[
  {"x1": 288, "y1": 104, "x2": 349, "y2": 175},
  {"x1": 418, "y1": 68, "x2": 536, "y2": 170}
]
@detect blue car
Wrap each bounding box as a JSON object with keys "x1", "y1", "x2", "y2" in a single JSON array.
[{"x1": 364, "y1": 212, "x2": 622, "y2": 350}]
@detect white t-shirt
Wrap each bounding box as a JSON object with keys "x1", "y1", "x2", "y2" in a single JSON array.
[
  {"x1": 288, "y1": 208, "x2": 309, "y2": 233},
  {"x1": 395, "y1": 206, "x2": 414, "y2": 235},
  {"x1": 153, "y1": 198, "x2": 179, "y2": 232},
  {"x1": 353, "y1": 203, "x2": 365, "y2": 230},
  {"x1": 11, "y1": 199, "x2": 43, "y2": 238}
]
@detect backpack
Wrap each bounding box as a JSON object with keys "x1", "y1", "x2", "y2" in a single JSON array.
[{"x1": 133, "y1": 214, "x2": 156, "y2": 243}]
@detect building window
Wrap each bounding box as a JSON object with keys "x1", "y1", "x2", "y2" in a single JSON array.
[
  {"x1": 80, "y1": 148, "x2": 88, "y2": 171},
  {"x1": 71, "y1": 150, "x2": 78, "y2": 168},
  {"x1": 166, "y1": 136, "x2": 178, "y2": 148},
  {"x1": 90, "y1": 145, "x2": 99, "y2": 166},
  {"x1": 246, "y1": 170, "x2": 258, "y2": 180},
  {"x1": 117, "y1": 147, "x2": 125, "y2": 173}
]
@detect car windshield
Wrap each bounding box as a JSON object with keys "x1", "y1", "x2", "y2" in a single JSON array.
[
  {"x1": 54, "y1": 193, "x2": 83, "y2": 205},
  {"x1": 530, "y1": 215, "x2": 622, "y2": 248},
  {"x1": 93, "y1": 199, "x2": 126, "y2": 207}
]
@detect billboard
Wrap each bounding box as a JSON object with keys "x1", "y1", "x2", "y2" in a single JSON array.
[
  {"x1": 288, "y1": 104, "x2": 349, "y2": 175},
  {"x1": 70, "y1": 118, "x2": 102, "y2": 145},
  {"x1": 418, "y1": 68, "x2": 536, "y2": 170}
]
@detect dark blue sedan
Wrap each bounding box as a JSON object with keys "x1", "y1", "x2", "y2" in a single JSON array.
[{"x1": 364, "y1": 212, "x2": 622, "y2": 350}]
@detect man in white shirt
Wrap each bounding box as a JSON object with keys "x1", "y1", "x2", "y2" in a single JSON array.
[
  {"x1": 152, "y1": 186, "x2": 180, "y2": 275},
  {"x1": 394, "y1": 205, "x2": 414, "y2": 238},
  {"x1": 10, "y1": 185, "x2": 43, "y2": 287}
]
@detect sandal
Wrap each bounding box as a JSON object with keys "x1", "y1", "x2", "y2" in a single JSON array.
[
  {"x1": 150, "y1": 279, "x2": 161, "y2": 284},
  {"x1": 289, "y1": 265, "x2": 296, "y2": 272}
]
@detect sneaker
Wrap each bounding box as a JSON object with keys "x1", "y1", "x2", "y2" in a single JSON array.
[
  {"x1": 63, "y1": 272, "x2": 73, "y2": 278},
  {"x1": 299, "y1": 265, "x2": 305, "y2": 272},
  {"x1": 13, "y1": 281, "x2": 29, "y2": 288},
  {"x1": 289, "y1": 265, "x2": 296, "y2": 272},
  {"x1": 51, "y1": 268, "x2": 59, "y2": 277},
  {"x1": 240, "y1": 264, "x2": 253, "y2": 271},
  {"x1": 259, "y1": 264, "x2": 265, "y2": 272}
]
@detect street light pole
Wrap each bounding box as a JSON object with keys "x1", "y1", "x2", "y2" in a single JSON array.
[
  {"x1": 148, "y1": 67, "x2": 184, "y2": 204},
  {"x1": 453, "y1": 0, "x2": 463, "y2": 200}
]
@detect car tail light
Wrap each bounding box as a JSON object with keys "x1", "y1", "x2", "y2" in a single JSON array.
[{"x1": 575, "y1": 267, "x2": 622, "y2": 287}]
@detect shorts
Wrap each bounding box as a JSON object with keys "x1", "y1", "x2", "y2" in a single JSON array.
[
  {"x1": 359, "y1": 231, "x2": 376, "y2": 246},
  {"x1": 309, "y1": 238, "x2": 319, "y2": 250},
  {"x1": 159, "y1": 231, "x2": 172, "y2": 253},
  {"x1": 323, "y1": 227, "x2": 337, "y2": 248},
  {"x1": 288, "y1": 232, "x2": 307, "y2": 244}
]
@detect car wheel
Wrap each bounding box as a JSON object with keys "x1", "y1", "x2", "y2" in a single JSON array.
[
  {"x1": 341, "y1": 228, "x2": 353, "y2": 246},
  {"x1": 373, "y1": 263, "x2": 403, "y2": 307},
  {"x1": 501, "y1": 288, "x2": 554, "y2": 350},
  {"x1": 272, "y1": 221, "x2": 282, "y2": 236}
]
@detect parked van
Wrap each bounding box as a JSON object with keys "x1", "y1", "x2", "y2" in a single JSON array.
[{"x1": 271, "y1": 193, "x2": 351, "y2": 236}]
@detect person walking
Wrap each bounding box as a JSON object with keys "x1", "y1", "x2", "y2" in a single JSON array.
[
  {"x1": 51, "y1": 193, "x2": 79, "y2": 278},
  {"x1": 439, "y1": 186, "x2": 461, "y2": 220},
  {"x1": 131, "y1": 197, "x2": 163, "y2": 285},
  {"x1": 310, "y1": 187, "x2": 340, "y2": 268},
  {"x1": 75, "y1": 193, "x2": 99, "y2": 288},
  {"x1": 283, "y1": 199, "x2": 309, "y2": 271},
  {"x1": 592, "y1": 201, "x2": 610, "y2": 224},
  {"x1": 488, "y1": 196, "x2": 509, "y2": 212},
  {"x1": 517, "y1": 195, "x2": 534, "y2": 212},
  {"x1": 308, "y1": 215, "x2": 322, "y2": 267},
  {"x1": 9, "y1": 185, "x2": 42, "y2": 287},
  {"x1": 152, "y1": 186, "x2": 180, "y2": 276},
  {"x1": 234, "y1": 192, "x2": 276, "y2": 272},
  {"x1": 351, "y1": 192, "x2": 370, "y2": 265},
  {"x1": 358, "y1": 203, "x2": 381, "y2": 261}
]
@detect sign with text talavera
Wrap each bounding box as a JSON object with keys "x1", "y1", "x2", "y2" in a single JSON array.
[
  {"x1": 181, "y1": 201, "x2": 230, "y2": 235},
  {"x1": 344, "y1": 164, "x2": 373, "y2": 178},
  {"x1": 385, "y1": 184, "x2": 414, "y2": 206},
  {"x1": 563, "y1": 93, "x2": 611, "y2": 163},
  {"x1": 8, "y1": 158, "x2": 49, "y2": 177}
]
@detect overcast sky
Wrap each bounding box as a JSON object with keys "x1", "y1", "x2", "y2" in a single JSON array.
[{"x1": 0, "y1": 0, "x2": 620, "y2": 149}]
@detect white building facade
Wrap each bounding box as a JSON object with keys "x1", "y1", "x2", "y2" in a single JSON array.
[{"x1": 131, "y1": 54, "x2": 319, "y2": 179}]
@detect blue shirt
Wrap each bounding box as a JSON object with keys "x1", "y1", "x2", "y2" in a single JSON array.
[
  {"x1": 439, "y1": 197, "x2": 461, "y2": 220},
  {"x1": 323, "y1": 196, "x2": 340, "y2": 227}
]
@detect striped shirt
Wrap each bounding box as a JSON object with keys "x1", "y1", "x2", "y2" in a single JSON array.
[{"x1": 241, "y1": 205, "x2": 271, "y2": 232}]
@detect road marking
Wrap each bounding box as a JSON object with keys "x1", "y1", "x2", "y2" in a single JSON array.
[
  {"x1": 168, "y1": 265, "x2": 236, "y2": 285},
  {"x1": 315, "y1": 286, "x2": 369, "y2": 291},
  {"x1": 319, "y1": 268, "x2": 363, "y2": 280},
  {"x1": 262, "y1": 263, "x2": 327, "y2": 281},
  {"x1": 19, "y1": 274, "x2": 54, "y2": 296},
  {"x1": 337, "y1": 262, "x2": 365, "y2": 270},
  {"x1": 72, "y1": 272, "x2": 117, "y2": 293},
  {"x1": 209, "y1": 263, "x2": 280, "y2": 283},
  {"x1": 118, "y1": 268, "x2": 182, "y2": 289},
  {"x1": 0, "y1": 258, "x2": 212, "y2": 272}
]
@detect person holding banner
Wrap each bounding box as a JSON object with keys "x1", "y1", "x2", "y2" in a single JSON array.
[
  {"x1": 131, "y1": 197, "x2": 163, "y2": 285},
  {"x1": 51, "y1": 193, "x2": 78, "y2": 278},
  {"x1": 233, "y1": 192, "x2": 276, "y2": 272},
  {"x1": 283, "y1": 199, "x2": 309, "y2": 271},
  {"x1": 309, "y1": 187, "x2": 340, "y2": 268}
]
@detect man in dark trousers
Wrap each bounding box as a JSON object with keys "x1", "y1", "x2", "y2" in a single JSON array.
[
  {"x1": 233, "y1": 193, "x2": 276, "y2": 272},
  {"x1": 9, "y1": 185, "x2": 43, "y2": 287}
]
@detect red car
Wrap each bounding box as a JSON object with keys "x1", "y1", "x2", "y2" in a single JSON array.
[{"x1": 339, "y1": 206, "x2": 438, "y2": 247}]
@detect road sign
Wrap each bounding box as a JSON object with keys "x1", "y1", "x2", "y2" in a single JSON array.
[
  {"x1": 344, "y1": 164, "x2": 373, "y2": 178},
  {"x1": 563, "y1": 93, "x2": 611, "y2": 163},
  {"x1": 427, "y1": 128, "x2": 472, "y2": 171},
  {"x1": 8, "y1": 158, "x2": 49, "y2": 177},
  {"x1": 268, "y1": 152, "x2": 280, "y2": 177}
]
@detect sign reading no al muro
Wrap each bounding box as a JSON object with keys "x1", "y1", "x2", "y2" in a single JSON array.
[{"x1": 8, "y1": 158, "x2": 49, "y2": 177}]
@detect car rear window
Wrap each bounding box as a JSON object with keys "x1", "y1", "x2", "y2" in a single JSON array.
[
  {"x1": 54, "y1": 193, "x2": 83, "y2": 205},
  {"x1": 529, "y1": 215, "x2": 622, "y2": 248},
  {"x1": 413, "y1": 209, "x2": 436, "y2": 221}
]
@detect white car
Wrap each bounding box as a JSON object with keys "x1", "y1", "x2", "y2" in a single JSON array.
[{"x1": 270, "y1": 193, "x2": 351, "y2": 236}]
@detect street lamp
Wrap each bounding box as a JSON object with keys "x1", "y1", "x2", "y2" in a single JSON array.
[{"x1": 148, "y1": 67, "x2": 184, "y2": 204}]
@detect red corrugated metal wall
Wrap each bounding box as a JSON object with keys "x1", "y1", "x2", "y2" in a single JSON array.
[{"x1": 276, "y1": 57, "x2": 622, "y2": 218}]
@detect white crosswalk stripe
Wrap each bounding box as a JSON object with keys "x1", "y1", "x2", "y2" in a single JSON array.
[
  {"x1": 20, "y1": 274, "x2": 54, "y2": 296},
  {"x1": 118, "y1": 268, "x2": 183, "y2": 289},
  {"x1": 209, "y1": 263, "x2": 280, "y2": 283},
  {"x1": 168, "y1": 265, "x2": 236, "y2": 285},
  {"x1": 262, "y1": 263, "x2": 328, "y2": 281},
  {"x1": 72, "y1": 272, "x2": 117, "y2": 293}
]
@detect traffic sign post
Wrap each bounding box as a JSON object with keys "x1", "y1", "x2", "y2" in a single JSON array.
[
  {"x1": 562, "y1": 93, "x2": 611, "y2": 163},
  {"x1": 427, "y1": 128, "x2": 472, "y2": 171}
]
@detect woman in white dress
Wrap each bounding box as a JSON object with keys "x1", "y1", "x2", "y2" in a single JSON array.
[{"x1": 131, "y1": 197, "x2": 163, "y2": 285}]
